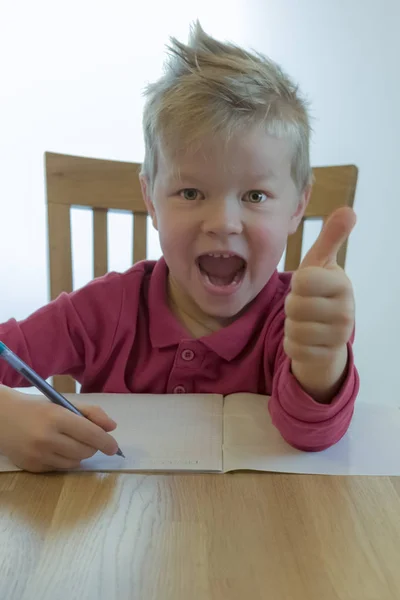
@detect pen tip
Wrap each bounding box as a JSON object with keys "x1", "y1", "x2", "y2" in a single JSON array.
[{"x1": 116, "y1": 448, "x2": 125, "y2": 458}]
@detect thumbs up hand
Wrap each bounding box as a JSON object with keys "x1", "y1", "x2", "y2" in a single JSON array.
[{"x1": 283, "y1": 207, "x2": 357, "y2": 403}]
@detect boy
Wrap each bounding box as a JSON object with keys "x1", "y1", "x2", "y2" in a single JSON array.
[{"x1": 0, "y1": 23, "x2": 359, "y2": 472}]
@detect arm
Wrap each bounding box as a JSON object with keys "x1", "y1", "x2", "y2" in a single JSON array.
[
  {"x1": 0, "y1": 272, "x2": 127, "y2": 472},
  {"x1": 267, "y1": 307, "x2": 359, "y2": 451},
  {"x1": 268, "y1": 207, "x2": 359, "y2": 450},
  {"x1": 0, "y1": 272, "x2": 123, "y2": 387}
]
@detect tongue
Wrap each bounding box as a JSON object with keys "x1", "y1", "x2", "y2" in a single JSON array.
[{"x1": 198, "y1": 255, "x2": 245, "y2": 286}]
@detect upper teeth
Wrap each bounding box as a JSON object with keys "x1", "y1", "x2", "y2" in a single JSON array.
[{"x1": 207, "y1": 253, "x2": 234, "y2": 258}]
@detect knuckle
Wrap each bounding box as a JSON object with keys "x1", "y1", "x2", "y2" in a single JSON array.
[
  {"x1": 341, "y1": 310, "x2": 355, "y2": 328},
  {"x1": 285, "y1": 294, "x2": 308, "y2": 321},
  {"x1": 337, "y1": 323, "x2": 353, "y2": 344},
  {"x1": 285, "y1": 318, "x2": 303, "y2": 343},
  {"x1": 31, "y1": 433, "x2": 51, "y2": 454},
  {"x1": 284, "y1": 317, "x2": 290, "y2": 336},
  {"x1": 334, "y1": 305, "x2": 354, "y2": 329},
  {"x1": 292, "y1": 268, "x2": 314, "y2": 293},
  {"x1": 284, "y1": 292, "x2": 292, "y2": 309},
  {"x1": 293, "y1": 346, "x2": 308, "y2": 361},
  {"x1": 283, "y1": 336, "x2": 297, "y2": 359},
  {"x1": 341, "y1": 273, "x2": 353, "y2": 290},
  {"x1": 284, "y1": 293, "x2": 296, "y2": 318},
  {"x1": 338, "y1": 278, "x2": 354, "y2": 300}
]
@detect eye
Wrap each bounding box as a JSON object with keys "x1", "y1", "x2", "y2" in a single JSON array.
[
  {"x1": 179, "y1": 188, "x2": 201, "y2": 201},
  {"x1": 243, "y1": 190, "x2": 268, "y2": 203}
]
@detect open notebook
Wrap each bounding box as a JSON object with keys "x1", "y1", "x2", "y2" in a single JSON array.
[{"x1": 1, "y1": 393, "x2": 400, "y2": 475}]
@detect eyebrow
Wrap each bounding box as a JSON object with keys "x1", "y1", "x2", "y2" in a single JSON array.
[
  {"x1": 168, "y1": 170, "x2": 276, "y2": 181},
  {"x1": 166, "y1": 171, "x2": 205, "y2": 186}
]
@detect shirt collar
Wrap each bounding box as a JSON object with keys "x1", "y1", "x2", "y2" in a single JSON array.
[{"x1": 149, "y1": 257, "x2": 281, "y2": 361}]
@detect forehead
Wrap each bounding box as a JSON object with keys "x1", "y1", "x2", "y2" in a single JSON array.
[{"x1": 157, "y1": 128, "x2": 293, "y2": 183}]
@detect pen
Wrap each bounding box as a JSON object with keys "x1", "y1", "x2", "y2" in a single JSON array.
[{"x1": 0, "y1": 341, "x2": 125, "y2": 458}]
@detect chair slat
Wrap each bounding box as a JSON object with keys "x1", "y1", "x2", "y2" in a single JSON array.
[
  {"x1": 133, "y1": 213, "x2": 147, "y2": 263},
  {"x1": 53, "y1": 375, "x2": 76, "y2": 394},
  {"x1": 47, "y1": 202, "x2": 73, "y2": 297},
  {"x1": 285, "y1": 220, "x2": 304, "y2": 272},
  {"x1": 93, "y1": 208, "x2": 108, "y2": 278},
  {"x1": 285, "y1": 165, "x2": 358, "y2": 271},
  {"x1": 307, "y1": 165, "x2": 358, "y2": 218}
]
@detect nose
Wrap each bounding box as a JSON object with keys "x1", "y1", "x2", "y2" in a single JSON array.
[{"x1": 201, "y1": 197, "x2": 243, "y2": 237}]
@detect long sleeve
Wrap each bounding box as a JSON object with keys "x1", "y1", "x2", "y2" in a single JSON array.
[
  {"x1": 0, "y1": 273, "x2": 123, "y2": 388},
  {"x1": 266, "y1": 307, "x2": 360, "y2": 451}
]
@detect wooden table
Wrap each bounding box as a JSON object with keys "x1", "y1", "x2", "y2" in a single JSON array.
[{"x1": 1, "y1": 472, "x2": 400, "y2": 599}]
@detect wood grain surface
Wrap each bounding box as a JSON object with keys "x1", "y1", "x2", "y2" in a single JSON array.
[{"x1": 1, "y1": 472, "x2": 400, "y2": 599}]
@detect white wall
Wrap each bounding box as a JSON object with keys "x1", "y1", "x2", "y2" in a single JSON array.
[
  {"x1": 0, "y1": 0, "x2": 398, "y2": 404},
  {"x1": 239, "y1": 0, "x2": 400, "y2": 406}
]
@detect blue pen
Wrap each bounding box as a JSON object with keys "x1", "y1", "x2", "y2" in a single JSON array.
[{"x1": 0, "y1": 341, "x2": 125, "y2": 458}]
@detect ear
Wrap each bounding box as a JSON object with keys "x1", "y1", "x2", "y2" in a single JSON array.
[
  {"x1": 288, "y1": 183, "x2": 312, "y2": 235},
  {"x1": 140, "y1": 175, "x2": 158, "y2": 230}
]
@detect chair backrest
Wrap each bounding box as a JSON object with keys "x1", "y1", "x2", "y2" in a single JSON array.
[
  {"x1": 285, "y1": 165, "x2": 358, "y2": 271},
  {"x1": 46, "y1": 151, "x2": 147, "y2": 299},
  {"x1": 45, "y1": 151, "x2": 147, "y2": 393},
  {"x1": 45, "y1": 153, "x2": 358, "y2": 393}
]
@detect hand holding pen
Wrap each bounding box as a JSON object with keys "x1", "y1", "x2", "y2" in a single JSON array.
[{"x1": 0, "y1": 342, "x2": 124, "y2": 472}]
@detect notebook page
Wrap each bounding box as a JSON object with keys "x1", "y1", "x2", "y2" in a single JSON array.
[
  {"x1": 0, "y1": 393, "x2": 223, "y2": 473},
  {"x1": 222, "y1": 393, "x2": 400, "y2": 476}
]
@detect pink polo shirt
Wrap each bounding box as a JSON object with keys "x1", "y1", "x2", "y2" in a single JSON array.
[{"x1": 0, "y1": 258, "x2": 359, "y2": 451}]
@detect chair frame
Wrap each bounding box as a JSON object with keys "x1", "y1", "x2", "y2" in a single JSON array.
[{"x1": 45, "y1": 152, "x2": 358, "y2": 392}]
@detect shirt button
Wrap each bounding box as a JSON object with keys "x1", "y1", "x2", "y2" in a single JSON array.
[
  {"x1": 181, "y1": 349, "x2": 195, "y2": 361},
  {"x1": 173, "y1": 385, "x2": 186, "y2": 394}
]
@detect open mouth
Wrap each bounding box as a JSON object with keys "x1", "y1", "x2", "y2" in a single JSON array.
[{"x1": 196, "y1": 252, "x2": 247, "y2": 288}]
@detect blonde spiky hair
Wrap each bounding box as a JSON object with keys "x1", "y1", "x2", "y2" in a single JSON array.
[{"x1": 141, "y1": 21, "x2": 312, "y2": 191}]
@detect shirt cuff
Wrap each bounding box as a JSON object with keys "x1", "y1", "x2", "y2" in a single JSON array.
[{"x1": 269, "y1": 342, "x2": 360, "y2": 451}]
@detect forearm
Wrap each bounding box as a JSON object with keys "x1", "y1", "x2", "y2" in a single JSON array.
[
  {"x1": 291, "y1": 345, "x2": 348, "y2": 404},
  {"x1": 0, "y1": 299, "x2": 84, "y2": 387},
  {"x1": 268, "y1": 343, "x2": 359, "y2": 451}
]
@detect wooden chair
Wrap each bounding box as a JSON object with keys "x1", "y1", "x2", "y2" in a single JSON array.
[
  {"x1": 285, "y1": 164, "x2": 358, "y2": 271},
  {"x1": 45, "y1": 151, "x2": 147, "y2": 393},
  {"x1": 45, "y1": 153, "x2": 358, "y2": 392}
]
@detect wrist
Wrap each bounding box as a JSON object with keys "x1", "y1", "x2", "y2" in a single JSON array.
[
  {"x1": 0, "y1": 385, "x2": 24, "y2": 406},
  {"x1": 0, "y1": 385, "x2": 13, "y2": 405},
  {"x1": 291, "y1": 345, "x2": 348, "y2": 404},
  {"x1": 0, "y1": 386, "x2": 27, "y2": 428},
  {"x1": 0, "y1": 386, "x2": 18, "y2": 454}
]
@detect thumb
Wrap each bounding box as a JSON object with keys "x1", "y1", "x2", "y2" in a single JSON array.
[
  {"x1": 299, "y1": 206, "x2": 356, "y2": 269},
  {"x1": 76, "y1": 403, "x2": 117, "y2": 432}
]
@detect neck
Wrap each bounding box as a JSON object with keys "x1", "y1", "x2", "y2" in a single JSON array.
[{"x1": 167, "y1": 275, "x2": 233, "y2": 339}]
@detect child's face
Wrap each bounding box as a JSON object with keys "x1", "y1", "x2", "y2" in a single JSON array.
[{"x1": 142, "y1": 128, "x2": 309, "y2": 322}]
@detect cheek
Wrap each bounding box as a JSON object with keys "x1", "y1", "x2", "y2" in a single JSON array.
[
  {"x1": 156, "y1": 212, "x2": 195, "y2": 257},
  {"x1": 250, "y1": 219, "x2": 289, "y2": 258}
]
